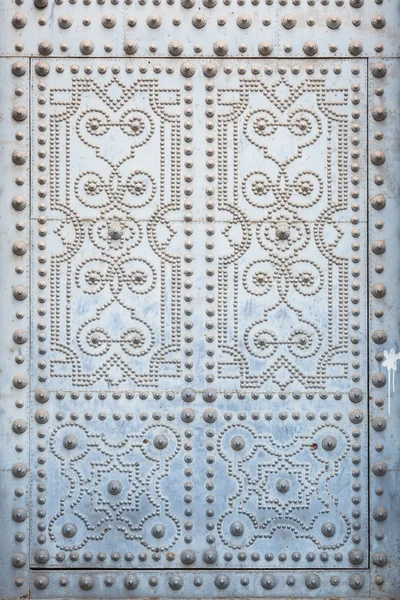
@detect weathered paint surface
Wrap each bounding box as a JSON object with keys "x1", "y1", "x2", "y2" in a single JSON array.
[{"x1": 0, "y1": 2, "x2": 399, "y2": 599}]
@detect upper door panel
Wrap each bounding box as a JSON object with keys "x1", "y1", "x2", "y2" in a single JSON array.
[{"x1": 1, "y1": 0, "x2": 399, "y2": 58}]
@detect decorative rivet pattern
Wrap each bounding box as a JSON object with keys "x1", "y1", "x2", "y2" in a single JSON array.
[{"x1": 0, "y1": 0, "x2": 398, "y2": 591}]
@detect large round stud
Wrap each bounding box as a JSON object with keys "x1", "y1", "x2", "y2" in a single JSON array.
[
  {"x1": 203, "y1": 549, "x2": 217, "y2": 564},
  {"x1": 230, "y1": 435, "x2": 245, "y2": 451},
  {"x1": 13, "y1": 285, "x2": 27, "y2": 300},
  {"x1": 275, "y1": 478, "x2": 290, "y2": 493},
  {"x1": 261, "y1": 574, "x2": 276, "y2": 589},
  {"x1": 237, "y1": 14, "x2": 252, "y2": 28},
  {"x1": 282, "y1": 14, "x2": 296, "y2": 29},
  {"x1": 153, "y1": 434, "x2": 168, "y2": 449},
  {"x1": 12, "y1": 463, "x2": 27, "y2": 478},
  {"x1": 372, "y1": 241, "x2": 386, "y2": 255},
  {"x1": 181, "y1": 549, "x2": 196, "y2": 564},
  {"x1": 321, "y1": 522, "x2": 336, "y2": 537},
  {"x1": 372, "y1": 283, "x2": 386, "y2": 298},
  {"x1": 230, "y1": 521, "x2": 244, "y2": 536},
  {"x1": 181, "y1": 388, "x2": 195, "y2": 402},
  {"x1": 372, "y1": 14, "x2": 386, "y2": 29},
  {"x1": 35, "y1": 388, "x2": 50, "y2": 403},
  {"x1": 124, "y1": 40, "x2": 138, "y2": 55},
  {"x1": 303, "y1": 41, "x2": 318, "y2": 56},
  {"x1": 169, "y1": 575, "x2": 184, "y2": 590},
  {"x1": 62, "y1": 523, "x2": 77, "y2": 538},
  {"x1": 348, "y1": 40, "x2": 363, "y2": 55},
  {"x1": 79, "y1": 40, "x2": 94, "y2": 55},
  {"x1": 168, "y1": 41, "x2": 183, "y2": 56},
  {"x1": 38, "y1": 40, "x2": 53, "y2": 56},
  {"x1": 102, "y1": 14, "x2": 116, "y2": 28},
  {"x1": 348, "y1": 549, "x2": 364, "y2": 565},
  {"x1": 371, "y1": 63, "x2": 387, "y2": 78},
  {"x1": 151, "y1": 523, "x2": 166, "y2": 538},
  {"x1": 12, "y1": 62, "x2": 26, "y2": 76},
  {"x1": 147, "y1": 14, "x2": 161, "y2": 28},
  {"x1": 63, "y1": 434, "x2": 78, "y2": 450},
  {"x1": 181, "y1": 62, "x2": 195, "y2": 78},
  {"x1": 58, "y1": 14, "x2": 72, "y2": 28},
  {"x1": 13, "y1": 330, "x2": 28, "y2": 345},
  {"x1": 12, "y1": 195, "x2": 26, "y2": 211},
  {"x1": 372, "y1": 330, "x2": 387, "y2": 344},
  {"x1": 322, "y1": 436, "x2": 337, "y2": 451},
  {"x1": 12, "y1": 107, "x2": 27, "y2": 121},
  {"x1": 372, "y1": 417, "x2": 387, "y2": 432},
  {"x1": 371, "y1": 194, "x2": 386, "y2": 209},
  {"x1": 373, "y1": 506, "x2": 388, "y2": 521},
  {"x1": 327, "y1": 14, "x2": 341, "y2": 29},
  {"x1": 372, "y1": 461, "x2": 387, "y2": 476},
  {"x1": 124, "y1": 574, "x2": 139, "y2": 590},
  {"x1": 107, "y1": 480, "x2": 122, "y2": 495},
  {"x1": 305, "y1": 574, "x2": 320, "y2": 589},
  {"x1": 12, "y1": 151, "x2": 27, "y2": 165},
  {"x1": 349, "y1": 573, "x2": 364, "y2": 590},
  {"x1": 202, "y1": 389, "x2": 217, "y2": 402},
  {"x1": 372, "y1": 106, "x2": 387, "y2": 121},
  {"x1": 214, "y1": 574, "x2": 229, "y2": 589},
  {"x1": 34, "y1": 575, "x2": 49, "y2": 589},
  {"x1": 372, "y1": 373, "x2": 386, "y2": 388},
  {"x1": 12, "y1": 419, "x2": 27, "y2": 434},
  {"x1": 258, "y1": 41, "x2": 273, "y2": 56},
  {"x1": 12, "y1": 507, "x2": 27, "y2": 522},
  {"x1": 79, "y1": 575, "x2": 94, "y2": 590},
  {"x1": 192, "y1": 13, "x2": 206, "y2": 28},
  {"x1": 12, "y1": 13, "x2": 27, "y2": 29},
  {"x1": 34, "y1": 549, "x2": 50, "y2": 564},
  {"x1": 202, "y1": 63, "x2": 218, "y2": 78},
  {"x1": 372, "y1": 552, "x2": 388, "y2": 567},
  {"x1": 349, "y1": 388, "x2": 363, "y2": 403},
  {"x1": 371, "y1": 151, "x2": 386, "y2": 165},
  {"x1": 35, "y1": 61, "x2": 50, "y2": 76},
  {"x1": 13, "y1": 374, "x2": 28, "y2": 389},
  {"x1": 12, "y1": 553, "x2": 26, "y2": 568}
]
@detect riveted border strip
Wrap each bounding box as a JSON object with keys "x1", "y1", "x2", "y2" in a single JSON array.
[
  {"x1": 29, "y1": 568, "x2": 370, "y2": 598},
  {"x1": 0, "y1": 0, "x2": 399, "y2": 59},
  {"x1": 368, "y1": 57, "x2": 400, "y2": 597},
  {"x1": 0, "y1": 57, "x2": 30, "y2": 599}
]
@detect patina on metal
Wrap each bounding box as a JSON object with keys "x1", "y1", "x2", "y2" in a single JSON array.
[{"x1": 0, "y1": 1, "x2": 399, "y2": 599}]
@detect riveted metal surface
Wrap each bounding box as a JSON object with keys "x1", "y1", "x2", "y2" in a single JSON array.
[
  {"x1": 0, "y1": 0, "x2": 399, "y2": 58},
  {"x1": 27, "y1": 60, "x2": 369, "y2": 578},
  {"x1": 0, "y1": 2, "x2": 399, "y2": 600},
  {"x1": 0, "y1": 57, "x2": 30, "y2": 600}
]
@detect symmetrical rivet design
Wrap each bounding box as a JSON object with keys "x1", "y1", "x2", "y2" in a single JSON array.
[{"x1": 0, "y1": 0, "x2": 398, "y2": 593}]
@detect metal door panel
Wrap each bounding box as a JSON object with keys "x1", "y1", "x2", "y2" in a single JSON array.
[
  {"x1": 0, "y1": 3, "x2": 399, "y2": 598},
  {"x1": 27, "y1": 56, "x2": 370, "y2": 583}
]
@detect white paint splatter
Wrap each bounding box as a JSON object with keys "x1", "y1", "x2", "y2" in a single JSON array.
[{"x1": 382, "y1": 348, "x2": 400, "y2": 415}]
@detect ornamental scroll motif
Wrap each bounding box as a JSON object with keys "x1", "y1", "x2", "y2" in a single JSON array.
[
  {"x1": 47, "y1": 75, "x2": 183, "y2": 387},
  {"x1": 213, "y1": 73, "x2": 364, "y2": 391}
]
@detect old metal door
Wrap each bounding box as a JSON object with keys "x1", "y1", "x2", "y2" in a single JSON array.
[{"x1": 0, "y1": 2, "x2": 399, "y2": 599}]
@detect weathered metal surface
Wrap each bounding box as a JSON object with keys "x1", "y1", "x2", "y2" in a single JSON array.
[
  {"x1": 0, "y1": 2, "x2": 399, "y2": 600},
  {"x1": 27, "y1": 60, "x2": 369, "y2": 579},
  {"x1": 368, "y1": 58, "x2": 400, "y2": 598},
  {"x1": 0, "y1": 0, "x2": 399, "y2": 58},
  {"x1": 0, "y1": 57, "x2": 30, "y2": 600}
]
